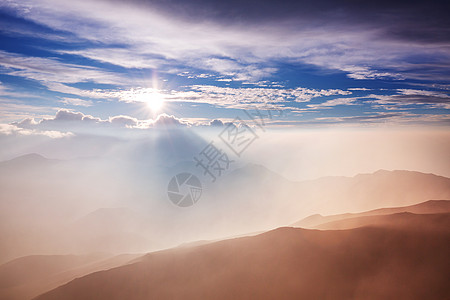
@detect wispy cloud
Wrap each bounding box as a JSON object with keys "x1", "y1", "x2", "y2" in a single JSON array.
[
  {"x1": 156, "y1": 85, "x2": 351, "y2": 110},
  {"x1": 0, "y1": 123, "x2": 72, "y2": 138},
  {"x1": 60, "y1": 97, "x2": 93, "y2": 107},
  {"x1": 3, "y1": 0, "x2": 449, "y2": 83},
  {"x1": 368, "y1": 89, "x2": 450, "y2": 109},
  {"x1": 306, "y1": 97, "x2": 359, "y2": 110},
  {"x1": 0, "y1": 96, "x2": 57, "y2": 123},
  {"x1": 0, "y1": 50, "x2": 123, "y2": 85}
]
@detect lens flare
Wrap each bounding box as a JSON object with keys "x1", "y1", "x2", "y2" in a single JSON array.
[{"x1": 146, "y1": 93, "x2": 164, "y2": 112}]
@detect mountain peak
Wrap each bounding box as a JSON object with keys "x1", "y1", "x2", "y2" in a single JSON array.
[
  {"x1": 1, "y1": 153, "x2": 49, "y2": 164},
  {"x1": 229, "y1": 163, "x2": 288, "y2": 180},
  {"x1": 0, "y1": 153, "x2": 59, "y2": 170},
  {"x1": 10, "y1": 153, "x2": 46, "y2": 161}
]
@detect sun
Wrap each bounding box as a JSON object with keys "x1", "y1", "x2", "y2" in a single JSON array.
[
  {"x1": 142, "y1": 92, "x2": 165, "y2": 112},
  {"x1": 133, "y1": 88, "x2": 166, "y2": 113}
]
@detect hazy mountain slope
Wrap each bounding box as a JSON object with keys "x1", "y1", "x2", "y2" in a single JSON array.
[
  {"x1": 212, "y1": 166, "x2": 450, "y2": 227},
  {"x1": 292, "y1": 199, "x2": 450, "y2": 228},
  {"x1": 287, "y1": 170, "x2": 450, "y2": 218},
  {"x1": 0, "y1": 153, "x2": 167, "y2": 263},
  {"x1": 1, "y1": 153, "x2": 450, "y2": 264},
  {"x1": 35, "y1": 213, "x2": 450, "y2": 300},
  {"x1": 63, "y1": 208, "x2": 156, "y2": 254},
  {"x1": 316, "y1": 211, "x2": 450, "y2": 231},
  {"x1": 0, "y1": 153, "x2": 57, "y2": 168},
  {"x1": 0, "y1": 253, "x2": 142, "y2": 300},
  {"x1": 0, "y1": 254, "x2": 105, "y2": 289}
]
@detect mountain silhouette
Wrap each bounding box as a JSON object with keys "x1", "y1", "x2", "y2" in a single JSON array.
[
  {"x1": 34, "y1": 211, "x2": 450, "y2": 300},
  {"x1": 292, "y1": 199, "x2": 450, "y2": 228}
]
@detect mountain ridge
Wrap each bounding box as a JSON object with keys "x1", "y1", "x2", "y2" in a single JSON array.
[
  {"x1": 292, "y1": 199, "x2": 450, "y2": 228},
  {"x1": 34, "y1": 212, "x2": 450, "y2": 300}
]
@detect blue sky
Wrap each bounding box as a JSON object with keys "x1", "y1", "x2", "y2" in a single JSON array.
[{"x1": 0, "y1": 0, "x2": 449, "y2": 134}]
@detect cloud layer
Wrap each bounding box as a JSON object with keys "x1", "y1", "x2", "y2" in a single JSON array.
[{"x1": 0, "y1": 0, "x2": 449, "y2": 127}]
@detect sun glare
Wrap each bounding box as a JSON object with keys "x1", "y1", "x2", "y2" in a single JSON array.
[
  {"x1": 136, "y1": 91, "x2": 165, "y2": 112},
  {"x1": 146, "y1": 93, "x2": 164, "y2": 112}
]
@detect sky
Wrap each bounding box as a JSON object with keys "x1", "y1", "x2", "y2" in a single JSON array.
[
  {"x1": 0, "y1": 0, "x2": 450, "y2": 260},
  {"x1": 0, "y1": 0, "x2": 449, "y2": 132}
]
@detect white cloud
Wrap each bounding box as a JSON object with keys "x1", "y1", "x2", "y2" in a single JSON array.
[
  {"x1": 161, "y1": 85, "x2": 351, "y2": 110},
  {"x1": 73, "y1": 85, "x2": 350, "y2": 112},
  {"x1": 151, "y1": 113, "x2": 190, "y2": 128},
  {"x1": 367, "y1": 89, "x2": 450, "y2": 109},
  {"x1": 0, "y1": 0, "x2": 448, "y2": 128},
  {"x1": 12, "y1": 109, "x2": 190, "y2": 133},
  {"x1": 348, "y1": 88, "x2": 371, "y2": 91},
  {"x1": 192, "y1": 58, "x2": 277, "y2": 81},
  {"x1": 4, "y1": 0, "x2": 447, "y2": 82},
  {"x1": 108, "y1": 115, "x2": 139, "y2": 127},
  {"x1": 60, "y1": 97, "x2": 93, "y2": 107},
  {"x1": 397, "y1": 89, "x2": 450, "y2": 98},
  {"x1": 306, "y1": 97, "x2": 359, "y2": 109},
  {"x1": 0, "y1": 50, "x2": 123, "y2": 85},
  {"x1": 341, "y1": 66, "x2": 402, "y2": 80},
  {"x1": 0, "y1": 123, "x2": 73, "y2": 138},
  {"x1": 60, "y1": 47, "x2": 175, "y2": 70}
]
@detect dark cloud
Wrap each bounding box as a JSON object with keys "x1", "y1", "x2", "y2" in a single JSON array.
[
  {"x1": 393, "y1": 95, "x2": 450, "y2": 105},
  {"x1": 121, "y1": 0, "x2": 450, "y2": 43},
  {"x1": 209, "y1": 119, "x2": 224, "y2": 126},
  {"x1": 371, "y1": 90, "x2": 450, "y2": 107}
]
